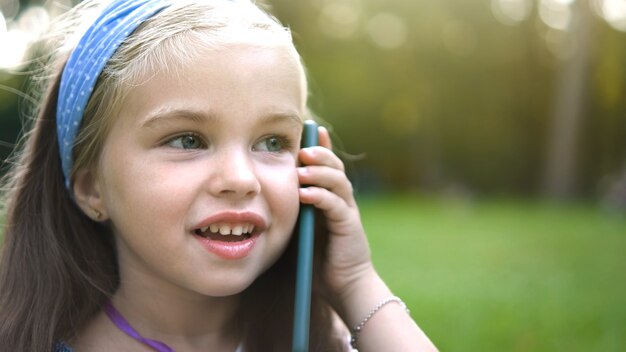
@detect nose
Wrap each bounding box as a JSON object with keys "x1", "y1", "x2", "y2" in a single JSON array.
[{"x1": 208, "y1": 147, "x2": 260, "y2": 199}]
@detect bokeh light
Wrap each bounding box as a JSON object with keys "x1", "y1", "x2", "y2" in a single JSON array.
[
  {"x1": 598, "y1": 0, "x2": 626, "y2": 31},
  {"x1": 0, "y1": 12, "x2": 28, "y2": 70},
  {"x1": 317, "y1": 0, "x2": 361, "y2": 39},
  {"x1": 491, "y1": 0, "x2": 533, "y2": 25},
  {"x1": 366, "y1": 12, "x2": 408, "y2": 50},
  {"x1": 0, "y1": 6, "x2": 50, "y2": 69},
  {"x1": 539, "y1": 0, "x2": 574, "y2": 31}
]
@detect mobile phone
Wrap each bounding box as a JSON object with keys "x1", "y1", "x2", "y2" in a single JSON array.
[{"x1": 292, "y1": 120, "x2": 318, "y2": 352}]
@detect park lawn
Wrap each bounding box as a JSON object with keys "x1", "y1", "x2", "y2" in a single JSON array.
[{"x1": 358, "y1": 195, "x2": 626, "y2": 352}]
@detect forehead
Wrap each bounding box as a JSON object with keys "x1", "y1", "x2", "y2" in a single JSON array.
[
  {"x1": 116, "y1": 43, "x2": 307, "y2": 127},
  {"x1": 121, "y1": 22, "x2": 304, "y2": 82},
  {"x1": 127, "y1": 36, "x2": 306, "y2": 92}
]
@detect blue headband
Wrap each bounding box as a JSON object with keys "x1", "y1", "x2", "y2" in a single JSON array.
[{"x1": 57, "y1": 0, "x2": 173, "y2": 189}]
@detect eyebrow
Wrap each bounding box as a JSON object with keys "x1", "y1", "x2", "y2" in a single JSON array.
[
  {"x1": 141, "y1": 108, "x2": 303, "y2": 129},
  {"x1": 141, "y1": 109, "x2": 213, "y2": 129},
  {"x1": 257, "y1": 110, "x2": 303, "y2": 128}
]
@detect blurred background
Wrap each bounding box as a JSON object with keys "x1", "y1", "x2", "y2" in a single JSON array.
[{"x1": 1, "y1": 0, "x2": 625, "y2": 350}]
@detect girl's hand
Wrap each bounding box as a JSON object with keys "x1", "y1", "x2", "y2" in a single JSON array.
[
  {"x1": 298, "y1": 125, "x2": 439, "y2": 351},
  {"x1": 297, "y1": 126, "x2": 375, "y2": 303}
]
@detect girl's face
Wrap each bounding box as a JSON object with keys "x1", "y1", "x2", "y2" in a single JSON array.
[{"x1": 93, "y1": 44, "x2": 305, "y2": 297}]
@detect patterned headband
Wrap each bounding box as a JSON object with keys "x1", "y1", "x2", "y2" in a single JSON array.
[{"x1": 56, "y1": 0, "x2": 173, "y2": 190}]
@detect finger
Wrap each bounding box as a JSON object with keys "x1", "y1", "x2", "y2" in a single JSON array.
[
  {"x1": 299, "y1": 146, "x2": 345, "y2": 172},
  {"x1": 318, "y1": 126, "x2": 332, "y2": 149},
  {"x1": 298, "y1": 166, "x2": 355, "y2": 206},
  {"x1": 299, "y1": 186, "x2": 353, "y2": 224}
]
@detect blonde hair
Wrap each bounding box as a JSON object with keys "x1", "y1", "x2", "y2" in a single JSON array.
[{"x1": 1, "y1": 1, "x2": 343, "y2": 351}]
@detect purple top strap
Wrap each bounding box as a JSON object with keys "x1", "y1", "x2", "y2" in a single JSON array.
[{"x1": 104, "y1": 301, "x2": 175, "y2": 352}]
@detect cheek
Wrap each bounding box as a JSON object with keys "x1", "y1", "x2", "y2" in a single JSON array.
[
  {"x1": 275, "y1": 164, "x2": 300, "y2": 195},
  {"x1": 261, "y1": 164, "x2": 300, "y2": 220},
  {"x1": 99, "y1": 154, "x2": 196, "y2": 230}
]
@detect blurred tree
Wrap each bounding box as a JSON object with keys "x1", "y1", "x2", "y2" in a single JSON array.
[{"x1": 543, "y1": 0, "x2": 593, "y2": 199}]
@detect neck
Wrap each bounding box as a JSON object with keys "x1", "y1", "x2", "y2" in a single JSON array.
[{"x1": 112, "y1": 275, "x2": 241, "y2": 350}]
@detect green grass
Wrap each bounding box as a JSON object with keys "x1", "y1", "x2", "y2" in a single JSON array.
[{"x1": 358, "y1": 195, "x2": 626, "y2": 351}]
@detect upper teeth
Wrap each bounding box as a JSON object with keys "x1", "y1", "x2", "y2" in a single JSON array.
[{"x1": 199, "y1": 223, "x2": 254, "y2": 236}]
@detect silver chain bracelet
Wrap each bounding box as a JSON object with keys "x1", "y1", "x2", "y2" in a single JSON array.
[{"x1": 350, "y1": 295, "x2": 410, "y2": 349}]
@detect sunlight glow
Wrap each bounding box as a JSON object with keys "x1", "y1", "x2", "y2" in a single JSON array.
[
  {"x1": 0, "y1": 6, "x2": 50, "y2": 70},
  {"x1": 491, "y1": 0, "x2": 533, "y2": 25},
  {"x1": 19, "y1": 6, "x2": 49, "y2": 35},
  {"x1": 539, "y1": 0, "x2": 574, "y2": 30},
  {"x1": 599, "y1": 0, "x2": 626, "y2": 31},
  {"x1": 0, "y1": 28, "x2": 28, "y2": 70}
]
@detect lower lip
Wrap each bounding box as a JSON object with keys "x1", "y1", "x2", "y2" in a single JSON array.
[{"x1": 194, "y1": 233, "x2": 259, "y2": 260}]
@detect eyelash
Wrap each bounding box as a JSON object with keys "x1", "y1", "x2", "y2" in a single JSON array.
[
  {"x1": 164, "y1": 133, "x2": 207, "y2": 150},
  {"x1": 253, "y1": 135, "x2": 293, "y2": 153},
  {"x1": 162, "y1": 133, "x2": 294, "y2": 152}
]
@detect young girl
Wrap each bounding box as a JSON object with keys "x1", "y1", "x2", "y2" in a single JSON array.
[{"x1": 0, "y1": 0, "x2": 437, "y2": 351}]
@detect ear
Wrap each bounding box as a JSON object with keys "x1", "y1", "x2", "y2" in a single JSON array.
[{"x1": 73, "y1": 167, "x2": 108, "y2": 222}]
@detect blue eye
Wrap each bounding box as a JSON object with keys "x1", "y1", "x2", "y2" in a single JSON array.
[
  {"x1": 167, "y1": 134, "x2": 205, "y2": 150},
  {"x1": 254, "y1": 136, "x2": 288, "y2": 152}
]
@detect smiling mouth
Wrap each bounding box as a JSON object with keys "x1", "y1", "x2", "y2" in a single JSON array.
[{"x1": 194, "y1": 223, "x2": 254, "y2": 242}]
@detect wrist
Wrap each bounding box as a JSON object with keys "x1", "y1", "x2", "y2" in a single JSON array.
[
  {"x1": 328, "y1": 268, "x2": 438, "y2": 351},
  {"x1": 350, "y1": 296, "x2": 410, "y2": 349},
  {"x1": 332, "y1": 267, "x2": 393, "y2": 328}
]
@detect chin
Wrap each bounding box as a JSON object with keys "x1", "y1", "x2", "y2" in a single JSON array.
[
  {"x1": 195, "y1": 275, "x2": 258, "y2": 298},
  {"x1": 205, "y1": 286, "x2": 248, "y2": 298}
]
